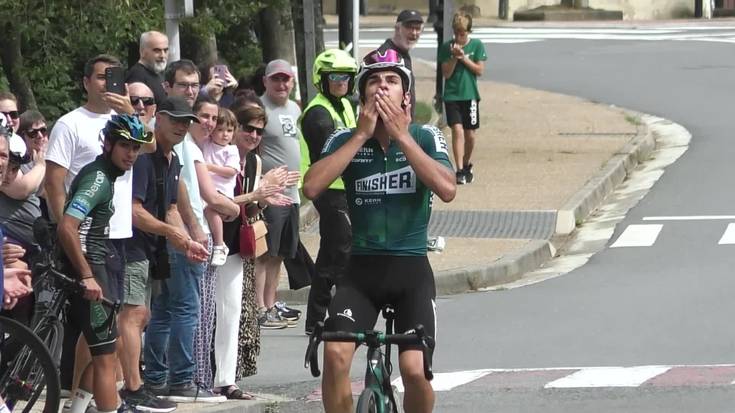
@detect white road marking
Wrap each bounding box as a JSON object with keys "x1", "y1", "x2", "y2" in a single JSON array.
[
  {"x1": 545, "y1": 366, "x2": 671, "y2": 388},
  {"x1": 643, "y1": 215, "x2": 735, "y2": 221},
  {"x1": 610, "y1": 224, "x2": 663, "y2": 247},
  {"x1": 327, "y1": 26, "x2": 735, "y2": 48},
  {"x1": 718, "y1": 223, "x2": 735, "y2": 245},
  {"x1": 391, "y1": 369, "x2": 492, "y2": 393}
]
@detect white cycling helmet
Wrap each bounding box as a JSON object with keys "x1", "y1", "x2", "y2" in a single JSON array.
[{"x1": 355, "y1": 49, "x2": 412, "y2": 98}]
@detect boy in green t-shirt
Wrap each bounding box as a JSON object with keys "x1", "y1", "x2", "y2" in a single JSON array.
[{"x1": 438, "y1": 12, "x2": 487, "y2": 184}]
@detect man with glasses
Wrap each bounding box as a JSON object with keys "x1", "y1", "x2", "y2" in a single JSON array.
[
  {"x1": 377, "y1": 9, "x2": 424, "y2": 120},
  {"x1": 164, "y1": 60, "x2": 200, "y2": 109},
  {"x1": 126, "y1": 31, "x2": 169, "y2": 105},
  {"x1": 128, "y1": 82, "x2": 157, "y2": 125},
  {"x1": 139, "y1": 60, "x2": 235, "y2": 403}
]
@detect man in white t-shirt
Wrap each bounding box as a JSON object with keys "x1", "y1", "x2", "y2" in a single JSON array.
[{"x1": 44, "y1": 54, "x2": 138, "y2": 411}]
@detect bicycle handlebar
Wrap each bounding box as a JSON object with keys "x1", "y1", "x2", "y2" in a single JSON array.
[
  {"x1": 36, "y1": 264, "x2": 119, "y2": 310},
  {"x1": 304, "y1": 321, "x2": 434, "y2": 381}
]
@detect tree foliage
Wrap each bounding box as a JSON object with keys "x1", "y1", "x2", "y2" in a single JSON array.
[{"x1": 0, "y1": 0, "x2": 282, "y2": 122}]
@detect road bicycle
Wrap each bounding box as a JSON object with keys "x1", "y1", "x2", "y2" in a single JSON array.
[
  {"x1": 305, "y1": 306, "x2": 435, "y2": 413},
  {"x1": 0, "y1": 218, "x2": 119, "y2": 412}
]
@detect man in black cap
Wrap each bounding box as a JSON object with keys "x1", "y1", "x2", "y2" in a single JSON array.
[{"x1": 377, "y1": 9, "x2": 424, "y2": 120}]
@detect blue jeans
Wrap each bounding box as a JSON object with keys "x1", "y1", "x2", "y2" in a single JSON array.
[{"x1": 143, "y1": 247, "x2": 205, "y2": 386}]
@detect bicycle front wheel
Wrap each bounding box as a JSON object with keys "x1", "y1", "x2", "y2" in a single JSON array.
[
  {"x1": 0, "y1": 316, "x2": 61, "y2": 413},
  {"x1": 356, "y1": 388, "x2": 378, "y2": 413}
]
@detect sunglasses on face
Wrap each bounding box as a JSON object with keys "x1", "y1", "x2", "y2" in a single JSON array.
[
  {"x1": 130, "y1": 96, "x2": 155, "y2": 106},
  {"x1": 240, "y1": 124, "x2": 264, "y2": 136},
  {"x1": 1, "y1": 111, "x2": 19, "y2": 120},
  {"x1": 327, "y1": 73, "x2": 351, "y2": 82},
  {"x1": 26, "y1": 126, "x2": 48, "y2": 137}
]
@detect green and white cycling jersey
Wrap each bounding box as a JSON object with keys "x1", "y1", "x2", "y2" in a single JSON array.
[
  {"x1": 63, "y1": 156, "x2": 122, "y2": 265},
  {"x1": 321, "y1": 124, "x2": 453, "y2": 256}
]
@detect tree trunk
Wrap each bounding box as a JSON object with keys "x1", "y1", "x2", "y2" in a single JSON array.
[
  {"x1": 292, "y1": 0, "x2": 308, "y2": 104},
  {"x1": 0, "y1": 22, "x2": 37, "y2": 111},
  {"x1": 258, "y1": 6, "x2": 295, "y2": 64}
]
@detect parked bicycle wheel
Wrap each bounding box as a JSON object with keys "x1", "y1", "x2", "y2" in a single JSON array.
[
  {"x1": 0, "y1": 316, "x2": 61, "y2": 413},
  {"x1": 356, "y1": 388, "x2": 378, "y2": 413}
]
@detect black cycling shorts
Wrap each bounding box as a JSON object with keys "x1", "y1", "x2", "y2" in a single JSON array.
[
  {"x1": 325, "y1": 255, "x2": 437, "y2": 353},
  {"x1": 445, "y1": 99, "x2": 480, "y2": 130},
  {"x1": 68, "y1": 245, "x2": 122, "y2": 356}
]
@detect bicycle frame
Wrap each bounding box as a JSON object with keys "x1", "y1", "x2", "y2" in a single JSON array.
[
  {"x1": 363, "y1": 343, "x2": 395, "y2": 413},
  {"x1": 304, "y1": 311, "x2": 434, "y2": 413}
]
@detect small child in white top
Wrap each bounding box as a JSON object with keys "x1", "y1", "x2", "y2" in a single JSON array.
[{"x1": 203, "y1": 108, "x2": 240, "y2": 266}]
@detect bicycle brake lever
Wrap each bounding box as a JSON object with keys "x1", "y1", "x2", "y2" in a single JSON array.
[
  {"x1": 414, "y1": 325, "x2": 434, "y2": 381},
  {"x1": 305, "y1": 322, "x2": 324, "y2": 377}
]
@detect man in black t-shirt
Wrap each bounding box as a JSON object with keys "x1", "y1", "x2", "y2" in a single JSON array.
[
  {"x1": 126, "y1": 31, "x2": 169, "y2": 105},
  {"x1": 377, "y1": 9, "x2": 424, "y2": 120}
]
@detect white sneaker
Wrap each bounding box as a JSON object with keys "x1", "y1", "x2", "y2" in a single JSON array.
[{"x1": 210, "y1": 245, "x2": 229, "y2": 266}]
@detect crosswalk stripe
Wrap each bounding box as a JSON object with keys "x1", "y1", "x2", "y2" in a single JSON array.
[
  {"x1": 545, "y1": 366, "x2": 671, "y2": 388},
  {"x1": 610, "y1": 224, "x2": 662, "y2": 248},
  {"x1": 391, "y1": 369, "x2": 492, "y2": 393},
  {"x1": 305, "y1": 364, "x2": 735, "y2": 400},
  {"x1": 718, "y1": 223, "x2": 735, "y2": 244},
  {"x1": 643, "y1": 215, "x2": 735, "y2": 221},
  {"x1": 329, "y1": 26, "x2": 735, "y2": 48}
]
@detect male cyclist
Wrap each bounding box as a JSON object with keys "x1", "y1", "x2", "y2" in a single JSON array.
[
  {"x1": 57, "y1": 115, "x2": 152, "y2": 413},
  {"x1": 303, "y1": 49, "x2": 456, "y2": 413}
]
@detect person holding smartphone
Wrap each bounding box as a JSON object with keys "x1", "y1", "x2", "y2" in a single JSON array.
[
  {"x1": 199, "y1": 63, "x2": 239, "y2": 108},
  {"x1": 43, "y1": 53, "x2": 136, "y2": 400}
]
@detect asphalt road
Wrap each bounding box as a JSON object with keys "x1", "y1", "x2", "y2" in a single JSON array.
[{"x1": 251, "y1": 25, "x2": 735, "y2": 412}]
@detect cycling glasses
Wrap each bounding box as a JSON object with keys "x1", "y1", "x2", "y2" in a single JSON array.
[
  {"x1": 327, "y1": 73, "x2": 352, "y2": 82},
  {"x1": 130, "y1": 96, "x2": 155, "y2": 106},
  {"x1": 1, "y1": 110, "x2": 19, "y2": 120},
  {"x1": 362, "y1": 49, "x2": 403, "y2": 66},
  {"x1": 240, "y1": 124, "x2": 264, "y2": 136}
]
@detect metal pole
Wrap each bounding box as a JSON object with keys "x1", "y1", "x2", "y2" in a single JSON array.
[
  {"x1": 433, "y1": 0, "x2": 444, "y2": 113},
  {"x1": 443, "y1": 0, "x2": 453, "y2": 45},
  {"x1": 304, "y1": 0, "x2": 317, "y2": 102},
  {"x1": 352, "y1": 0, "x2": 360, "y2": 58},
  {"x1": 164, "y1": 0, "x2": 181, "y2": 61},
  {"x1": 338, "y1": 0, "x2": 354, "y2": 54}
]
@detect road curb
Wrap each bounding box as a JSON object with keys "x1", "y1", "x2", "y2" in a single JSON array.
[
  {"x1": 433, "y1": 240, "x2": 556, "y2": 295},
  {"x1": 555, "y1": 110, "x2": 655, "y2": 234},
  {"x1": 177, "y1": 394, "x2": 288, "y2": 413}
]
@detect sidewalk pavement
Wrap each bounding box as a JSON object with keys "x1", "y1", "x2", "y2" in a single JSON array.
[{"x1": 276, "y1": 58, "x2": 652, "y2": 304}]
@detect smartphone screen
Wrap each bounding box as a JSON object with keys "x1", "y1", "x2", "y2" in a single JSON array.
[
  {"x1": 213, "y1": 65, "x2": 227, "y2": 80},
  {"x1": 105, "y1": 66, "x2": 126, "y2": 95}
]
